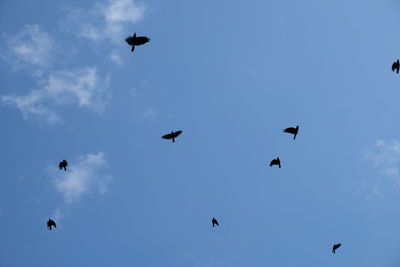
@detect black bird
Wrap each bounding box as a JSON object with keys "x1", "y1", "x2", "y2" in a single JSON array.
[
  {"x1": 125, "y1": 33, "x2": 150, "y2": 52},
  {"x1": 47, "y1": 219, "x2": 56, "y2": 230},
  {"x1": 269, "y1": 157, "x2": 281, "y2": 168},
  {"x1": 283, "y1": 125, "x2": 299, "y2": 140},
  {"x1": 212, "y1": 217, "x2": 219, "y2": 227},
  {"x1": 162, "y1": 130, "x2": 182, "y2": 143},
  {"x1": 332, "y1": 243, "x2": 341, "y2": 254},
  {"x1": 59, "y1": 159, "x2": 68, "y2": 171},
  {"x1": 392, "y1": 60, "x2": 400, "y2": 73}
]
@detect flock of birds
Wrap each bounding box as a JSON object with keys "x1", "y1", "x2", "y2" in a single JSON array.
[{"x1": 44, "y1": 32, "x2": 349, "y2": 256}]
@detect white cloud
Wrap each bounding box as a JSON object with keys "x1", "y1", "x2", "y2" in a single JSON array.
[
  {"x1": 362, "y1": 139, "x2": 400, "y2": 198},
  {"x1": 1, "y1": 67, "x2": 110, "y2": 123},
  {"x1": 109, "y1": 50, "x2": 123, "y2": 65},
  {"x1": 1, "y1": 24, "x2": 54, "y2": 74},
  {"x1": 51, "y1": 152, "x2": 111, "y2": 205},
  {"x1": 63, "y1": 0, "x2": 145, "y2": 42},
  {"x1": 366, "y1": 139, "x2": 400, "y2": 181},
  {"x1": 140, "y1": 107, "x2": 156, "y2": 120}
]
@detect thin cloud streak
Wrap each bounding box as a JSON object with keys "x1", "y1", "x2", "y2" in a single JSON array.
[
  {"x1": 63, "y1": 0, "x2": 145, "y2": 42},
  {"x1": 1, "y1": 67, "x2": 110, "y2": 123},
  {"x1": 49, "y1": 152, "x2": 112, "y2": 220},
  {"x1": 361, "y1": 139, "x2": 400, "y2": 199},
  {"x1": 1, "y1": 24, "x2": 54, "y2": 75}
]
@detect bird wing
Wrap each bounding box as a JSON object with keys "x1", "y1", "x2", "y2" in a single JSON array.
[
  {"x1": 135, "y1": 36, "x2": 150, "y2": 45},
  {"x1": 52, "y1": 221, "x2": 57, "y2": 228},
  {"x1": 59, "y1": 162, "x2": 62, "y2": 169},
  {"x1": 269, "y1": 160, "x2": 274, "y2": 166},
  {"x1": 173, "y1": 130, "x2": 182, "y2": 138},
  {"x1": 64, "y1": 160, "x2": 68, "y2": 166},
  {"x1": 162, "y1": 133, "x2": 172, "y2": 139},
  {"x1": 125, "y1": 36, "x2": 134, "y2": 45},
  {"x1": 283, "y1": 127, "x2": 295, "y2": 134},
  {"x1": 392, "y1": 62, "x2": 397, "y2": 72}
]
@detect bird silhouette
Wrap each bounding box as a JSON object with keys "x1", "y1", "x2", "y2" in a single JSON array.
[
  {"x1": 392, "y1": 60, "x2": 399, "y2": 73},
  {"x1": 47, "y1": 219, "x2": 56, "y2": 230},
  {"x1": 125, "y1": 33, "x2": 150, "y2": 52},
  {"x1": 59, "y1": 159, "x2": 68, "y2": 171},
  {"x1": 332, "y1": 243, "x2": 341, "y2": 254},
  {"x1": 283, "y1": 125, "x2": 299, "y2": 140},
  {"x1": 269, "y1": 157, "x2": 281, "y2": 168},
  {"x1": 162, "y1": 130, "x2": 182, "y2": 143},
  {"x1": 212, "y1": 217, "x2": 219, "y2": 227}
]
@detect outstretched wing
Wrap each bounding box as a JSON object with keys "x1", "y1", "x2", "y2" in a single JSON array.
[
  {"x1": 283, "y1": 127, "x2": 295, "y2": 134},
  {"x1": 125, "y1": 36, "x2": 134, "y2": 45},
  {"x1": 52, "y1": 221, "x2": 57, "y2": 228},
  {"x1": 135, "y1": 36, "x2": 150, "y2": 46},
  {"x1": 173, "y1": 130, "x2": 182, "y2": 138},
  {"x1": 269, "y1": 160, "x2": 274, "y2": 166},
  {"x1": 162, "y1": 133, "x2": 172, "y2": 139},
  {"x1": 59, "y1": 162, "x2": 62, "y2": 169}
]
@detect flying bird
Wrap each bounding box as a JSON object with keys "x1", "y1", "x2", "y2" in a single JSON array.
[
  {"x1": 332, "y1": 243, "x2": 341, "y2": 254},
  {"x1": 269, "y1": 157, "x2": 281, "y2": 168},
  {"x1": 392, "y1": 60, "x2": 399, "y2": 73},
  {"x1": 125, "y1": 33, "x2": 150, "y2": 52},
  {"x1": 47, "y1": 219, "x2": 56, "y2": 230},
  {"x1": 212, "y1": 217, "x2": 219, "y2": 227},
  {"x1": 162, "y1": 130, "x2": 182, "y2": 143},
  {"x1": 59, "y1": 159, "x2": 68, "y2": 171},
  {"x1": 283, "y1": 125, "x2": 299, "y2": 140}
]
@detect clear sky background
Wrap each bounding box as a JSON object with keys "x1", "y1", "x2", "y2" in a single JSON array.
[{"x1": 1, "y1": 0, "x2": 400, "y2": 266}]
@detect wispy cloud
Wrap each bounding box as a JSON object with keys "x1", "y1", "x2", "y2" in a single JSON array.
[
  {"x1": 1, "y1": 24, "x2": 54, "y2": 75},
  {"x1": 2, "y1": 67, "x2": 110, "y2": 123},
  {"x1": 63, "y1": 0, "x2": 145, "y2": 42},
  {"x1": 361, "y1": 139, "x2": 400, "y2": 198},
  {"x1": 49, "y1": 152, "x2": 111, "y2": 219},
  {"x1": 366, "y1": 139, "x2": 400, "y2": 180},
  {"x1": 109, "y1": 50, "x2": 123, "y2": 65},
  {"x1": 61, "y1": 0, "x2": 145, "y2": 65},
  {"x1": 140, "y1": 107, "x2": 157, "y2": 120}
]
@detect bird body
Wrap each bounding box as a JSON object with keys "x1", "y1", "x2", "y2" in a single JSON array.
[
  {"x1": 269, "y1": 157, "x2": 281, "y2": 168},
  {"x1": 283, "y1": 125, "x2": 299, "y2": 140},
  {"x1": 59, "y1": 159, "x2": 68, "y2": 171},
  {"x1": 125, "y1": 33, "x2": 150, "y2": 52},
  {"x1": 47, "y1": 219, "x2": 56, "y2": 230},
  {"x1": 332, "y1": 243, "x2": 341, "y2": 254},
  {"x1": 162, "y1": 130, "x2": 182, "y2": 143},
  {"x1": 212, "y1": 217, "x2": 219, "y2": 227},
  {"x1": 392, "y1": 60, "x2": 399, "y2": 73}
]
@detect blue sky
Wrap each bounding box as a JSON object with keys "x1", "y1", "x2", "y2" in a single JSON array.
[{"x1": 2, "y1": 0, "x2": 400, "y2": 266}]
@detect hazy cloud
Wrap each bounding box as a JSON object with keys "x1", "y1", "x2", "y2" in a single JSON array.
[
  {"x1": 139, "y1": 107, "x2": 157, "y2": 120},
  {"x1": 109, "y1": 50, "x2": 123, "y2": 65},
  {"x1": 1, "y1": 67, "x2": 110, "y2": 123},
  {"x1": 63, "y1": 0, "x2": 145, "y2": 42},
  {"x1": 361, "y1": 139, "x2": 400, "y2": 198},
  {"x1": 48, "y1": 152, "x2": 111, "y2": 220},
  {"x1": 1, "y1": 24, "x2": 54, "y2": 74},
  {"x1": 51, "y1": 152, "x2": 111, "y2": 204},
  {"x1": 366, "y1": 139, "x2": 400, "y2": 180}
]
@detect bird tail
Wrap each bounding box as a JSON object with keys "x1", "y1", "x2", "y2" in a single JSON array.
[
  {"x1": 131, "y1": 45, "x2": 135, "y2": 52},
  {"x1": 172, "y1": 137, "x2": 175, "y2": 143},
  {"x1": 293, "y1": 133, "x2": 297, "y2": 140}
]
